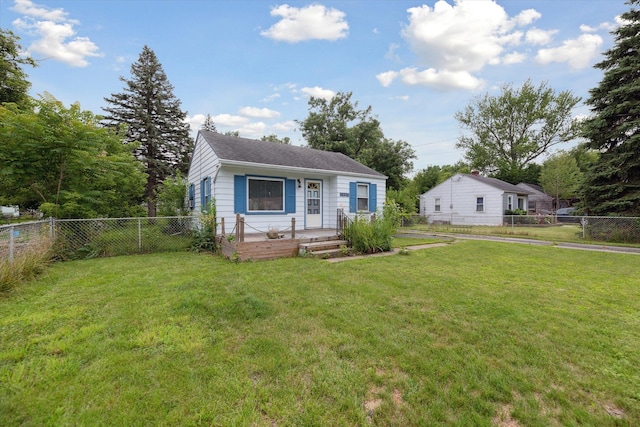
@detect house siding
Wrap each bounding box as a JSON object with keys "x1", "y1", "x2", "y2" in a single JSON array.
[
  {"x1": 420, "y1": 174, "x2": 509, "y2": 226},
  {"x1": 187, "y1": 132, "x2": 387, "y2": 234}
]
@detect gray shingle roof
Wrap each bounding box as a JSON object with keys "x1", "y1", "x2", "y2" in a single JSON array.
[
  {"x1": 465, "y1": 174, "x2": 532, "y2": 194},
  {"x1": 200, "y1": 131, "x2": 385, "y2": 178}
]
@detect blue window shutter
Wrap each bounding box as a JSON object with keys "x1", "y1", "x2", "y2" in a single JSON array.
[
  {"x1": 349, "y1": 182, "x2": 357, "y2": 213},
  {"x1": 285, "y1": 179, "x2": 296, "y2": 213},
  {"x1": 189, "y1": 184, "x2": 195, "y2": 210},
  {"x1": 200, "y1": 179, "x2": 205, "y2": 210},
  {"x1": 234, "y1": 175, "x2": 246, "y2": 213},
  {"x1": 369, "y1": 183, "x2": 377, "y2": 213}
]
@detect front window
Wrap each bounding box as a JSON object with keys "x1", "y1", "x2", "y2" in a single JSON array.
[
  {"x1": 518, "y1": 197, "x2": 525, "y2": 211},
  {"x1": 507, "y1": 195, "x2": 513, "y2": 211},
  {"x1": 476, "y1": 197, "x2": 484, "y2": 212},
  {"x1": 357, "y1": 183, "x2": 369, "y2": 211},
  {"x1": 248, "y1": 178, "x2": 284, "y2": 212},
  {"x1": 434, "y1": 197, "x2": 441, "y2": 212}
]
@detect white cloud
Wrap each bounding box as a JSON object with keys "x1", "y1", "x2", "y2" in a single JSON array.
[
  {"x1": 12, "y1": 0, "x2": 70, "y2": 22},
  {"x1": 403, "y1": 68, "x2": 484, "y2": 90},
  {"x1": 525, "y1": 28, "x2": 557, "y2": 45},
  {"x1": 238, "y1": 106, "x2": 281, "y2": 119},
  {"x1": 271, "y1": 120, "x2": 297, "y2": 133},
  {"x1": 300, "y1": 86, "x2": 335, "y2": 100},
  {"x1": 512, "y1": 9, "x2": 541, "y2": 26},
  {"x1": 261, "y1": 4, "x2": 348, "y2": 42},
  {"x1": 11, "y1": 0, "x2": 102, "y2": 67},
  {"x1": 238, "y1": 122, "x2": 268, "y2": 137},
  {"x1": 214, "y1": 114, "x2": 250, "y2": 128},
  {"x1": 376, "y1": 71, "x2": 399, "y2": 88},
  {"x1": 502, "y1": 51, "x2": 526, "y2": 64},
  {"x1": 262, "y1": 93, "x2": 281, "y2": 102},
  {"x1": 384, "y1": 0, "x2": 540, "y2": 90},
  {"x1": 536, "y1": 33, "x2": 603, "y2": 69},
  {"x1": 385, "y1": 43, "x2": 401, "y2": 61},
  {"x1": 185, "y1": 114, "x2": 206, "y2": 131}
]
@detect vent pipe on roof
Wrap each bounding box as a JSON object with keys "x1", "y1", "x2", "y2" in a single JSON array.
[{"x1": 471, "y1": 170, "x2": 480, "y2": 176}]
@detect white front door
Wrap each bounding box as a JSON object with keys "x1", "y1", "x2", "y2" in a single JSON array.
[{"x1": 306, "y1": 180, "x2": 322, "y2": 228}]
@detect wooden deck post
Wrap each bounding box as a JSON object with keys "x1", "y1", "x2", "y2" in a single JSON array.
[
  {"x1": 220, "y1": 217, "x2": 225, "y2": 236},
  {"x1": 291, "y1": 218, "x2": 296, "y2": 239}
]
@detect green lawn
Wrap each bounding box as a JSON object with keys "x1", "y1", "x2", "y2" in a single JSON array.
[
  {"x1": 1, "y1": 241, "x2": 639, "y2": 426},
  {"x1": 404, "y1": 223, "x2": 596, "y2": 244}
]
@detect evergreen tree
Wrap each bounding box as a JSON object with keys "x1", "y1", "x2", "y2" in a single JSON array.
[
  {"x1": 103, "y1": 46, "x2": 193, "y2": 217},
  {"x1": 0, "y1": 28, "x2": 37, "y2": 109},
  {"x1": 580, "y1": 0, "x2": 640, "y2": 216},
  {"x1": 201, "y1": 113, "x2": 217, "y2": 132}
]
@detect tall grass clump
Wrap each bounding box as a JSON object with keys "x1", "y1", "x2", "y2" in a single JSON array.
[
  {"x1": 0, "y1": 239, "x2": 52, "y2": 295},
  {"x1": 344, "y1": 200, "x2": 403, "y2": 254}
]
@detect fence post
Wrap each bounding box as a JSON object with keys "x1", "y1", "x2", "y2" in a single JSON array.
[
  {"x1": 291, "y1": 217, "x2": 296, "y2": 239},
  {"x1": 49, "y1": 216, "x2": 55, "y2": 241},
  {"x1": 138, "y1": 218, "x2": 142, "y2": 251},
  {"x1": 9, "y1": 225, "x2": 14, "y2": 266}
]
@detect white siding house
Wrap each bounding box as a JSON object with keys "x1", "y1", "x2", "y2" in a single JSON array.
[
  {"x1": 187, "y1": 131, "x2": 387, "y2": 233},
  {"x1": 419, "y1": 173, "x2": 531, "y2": 226}
]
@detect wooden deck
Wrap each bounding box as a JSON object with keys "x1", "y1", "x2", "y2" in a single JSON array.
[{"x1": 218, "y1": 228, "x2": 342, "y2": 261}]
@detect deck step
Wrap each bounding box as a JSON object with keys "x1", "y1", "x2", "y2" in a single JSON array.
[
  {"x1": 299, "y1": 239, "x2": 352, "y2": 258},
  {"x1": 300, "y1": 239, "x2": 350, "y2": 252}
]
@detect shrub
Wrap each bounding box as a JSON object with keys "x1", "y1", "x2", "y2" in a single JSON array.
[
  {"x1": 343, "y1": 202, "x2": 402, "y2": 254},
  {"x1": 191, "y1": 201, "x2": 219, "y2": 253}
]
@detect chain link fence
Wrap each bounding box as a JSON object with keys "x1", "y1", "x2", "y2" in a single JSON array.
[
  {"x1": 402, "y1": 214, "x2": 640, "y2": 244},
  {"x1": 52, "y1": 216, "x2": 198, "y2": 260},
  {"x1": 0, "y1": 220, "x2": 53, "y2": 265}
]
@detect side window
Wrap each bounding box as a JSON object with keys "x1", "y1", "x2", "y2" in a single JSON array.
[
  {"x1": 201, "y1": 177, "x2": 211, "y2": 211},
  {"x1": 434, "y1": 197, "x2": 441, "y2": 212},
  {"x1": 476, "y1": 197, "x2": 484, "y2": 212},
  {"x1": 357, "y1": 183, "x2": 369, "y2": 212}
]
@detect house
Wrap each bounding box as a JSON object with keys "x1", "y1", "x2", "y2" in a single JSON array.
[
  {"x1": 187, "y1": 131, "x2": 387, "y2": 234},
  {"x1": 515, "y1": 183, "x2": 553, "y2": 214},
  {"x1": 419, "y1": 172, "x2": 531, "y2": 226}
]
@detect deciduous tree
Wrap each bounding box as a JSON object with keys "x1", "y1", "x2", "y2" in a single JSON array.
[
  {"x1": 580, "y1": 0, "x2": 640, "y2": 215},
  {"x1": 297, "y1": 91, "x2": 416, "y2": 189},
  {"x1": 0, "y1": 95, "x2": 146, "y2": 217},
  {"x1": 455, "y1": 79, "x2": 581, "y2": 183},
  {"x1": 540, "y1": 151, "x2": 582, "y2": 211},
  {"x1": 103, "y1": 46, "x2": 193, "y2": 216},
  {"x1": 0, "y1": 28, "x2": 37, "y2": 109}
]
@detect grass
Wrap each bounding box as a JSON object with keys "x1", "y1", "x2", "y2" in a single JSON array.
[
  {"x1": 1, "y1": 241, "x2": 639, "y2": 425},
  {"x1": 404, "y1": 223, "x2": 610, "y2": 245},
  {"x1": 0, "y1": 239, "x2": 52, "y2": 294},
  {"x1": 391, "y1": 235, "x2": 451, "y2": 248}
]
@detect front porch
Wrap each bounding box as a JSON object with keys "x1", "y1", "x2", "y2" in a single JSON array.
[{"x1": 215, "y1": 212, "x2": 358, "y2": 261}]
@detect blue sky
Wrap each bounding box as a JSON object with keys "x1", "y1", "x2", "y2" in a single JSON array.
[{"x1": 0, "y1": 0, "x2": 628, "y2": 172}]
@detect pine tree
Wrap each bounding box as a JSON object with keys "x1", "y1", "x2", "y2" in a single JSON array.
[
  {"x1": 201, "y1": 113, "x2": 217, "y2": 132},
  {"x1": 103, "y1": 46, "x2": 193, "y2": 217},
  {"x1": 580, "y1": 0, "x2": 640, "y2": 215}
]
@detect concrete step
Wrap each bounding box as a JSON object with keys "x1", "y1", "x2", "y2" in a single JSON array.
[
  {"x1": 299, "y1": 239, "x2": 350, "y2": 253},
  {"x1": 307, "y1": 247, "x2": 353, "y2": 259}
]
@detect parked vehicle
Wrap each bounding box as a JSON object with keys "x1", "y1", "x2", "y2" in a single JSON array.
[
  {"x1": 556, "y1": 207, "x2": 577, "y2": 223},
  {"x1": 1, "y1": 205, "x2": 20, "y2": 218}
]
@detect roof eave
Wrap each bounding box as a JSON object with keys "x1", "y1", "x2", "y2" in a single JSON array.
[{"x1": 219, "y1": 159, "x2": 387, "y2": 179}]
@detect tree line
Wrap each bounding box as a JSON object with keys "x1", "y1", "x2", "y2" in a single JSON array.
[{"x1": 2, "y1": 0, "x2": 639, "y2": 218}]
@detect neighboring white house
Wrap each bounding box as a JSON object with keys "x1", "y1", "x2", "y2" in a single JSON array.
[
  {"x1": 187, "y1": 131, "x2": 387, "y2": 233},
  {"x1": 419, "y1": 173, "x2": 531, "y2": 226},
  {"x1": 515, "y1": 183, "x2": 554, "y2": 214}
]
